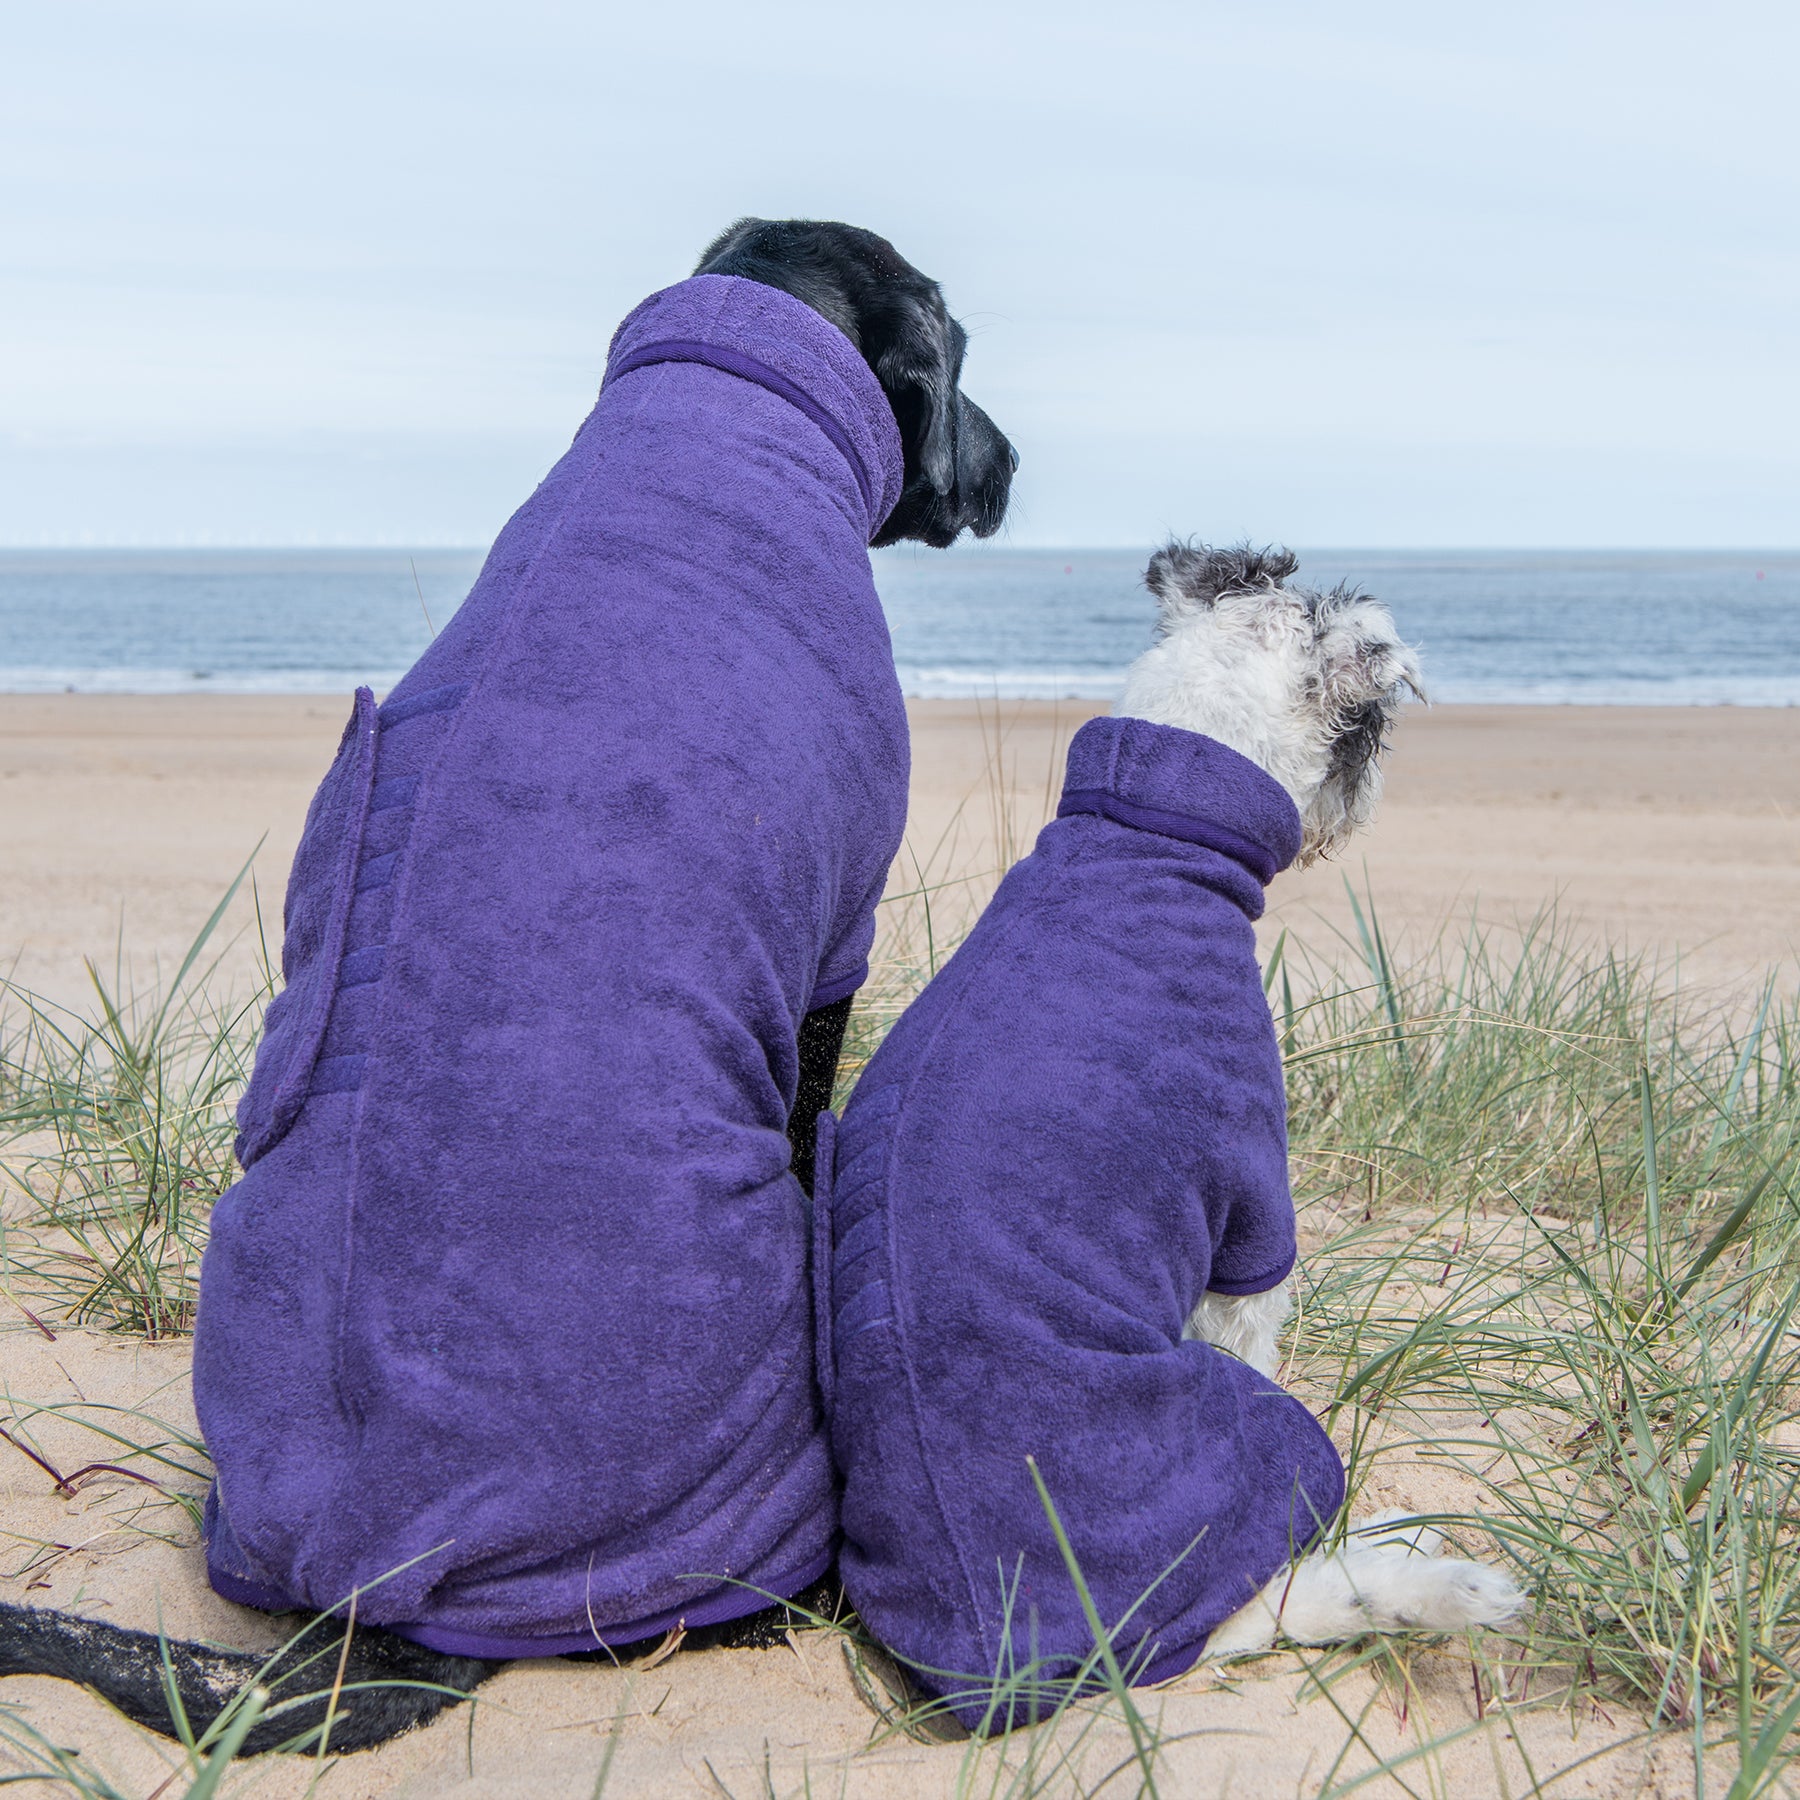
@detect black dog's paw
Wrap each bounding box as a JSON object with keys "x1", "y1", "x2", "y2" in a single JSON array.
[{"x1": 711, "y1": 1573, "x2": 847, "y2": 1648}]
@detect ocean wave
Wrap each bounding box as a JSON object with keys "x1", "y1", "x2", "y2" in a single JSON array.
[
  {"x1": 0, "y1": 667, "x2": 411, "y2": 695},
  {"x1": 894, "y1": 666, "x2": 1127, "y2": 700}
]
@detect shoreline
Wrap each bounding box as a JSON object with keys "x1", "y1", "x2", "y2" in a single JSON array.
[{"x1": 4, "y1": 685, "x2": 1799, "y2": 707}]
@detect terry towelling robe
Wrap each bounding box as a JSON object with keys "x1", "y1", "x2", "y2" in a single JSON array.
[
  {"x1": 194, "y1": 274, "x2": 908, "y2": 1655},
  {"x1": 820, "y1": 715, "x2": 1346, "y2": 1724}
]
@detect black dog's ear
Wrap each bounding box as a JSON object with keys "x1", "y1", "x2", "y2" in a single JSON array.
[{"x1": 874, "y1": 304, "x2": 958, "y2": 498}]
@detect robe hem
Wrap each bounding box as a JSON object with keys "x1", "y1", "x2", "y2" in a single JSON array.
[
  {"x1": 1204, "y1": 1247, "x2": 1298, "y2": 1296},
  {"x1": 905, "y1": 1630, "x2": 1210, "y2": 1732},
  {"x1": 808, "y1": 964, "x2": 868, "y2": 1011},
  {"x1": 207, "y1": 1547, "x2": 836, "y2": 1659}
]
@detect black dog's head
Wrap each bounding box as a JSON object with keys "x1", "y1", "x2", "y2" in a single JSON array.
[{"x1": 694, "y1": 218, "x2": 1016, "y2": 548}]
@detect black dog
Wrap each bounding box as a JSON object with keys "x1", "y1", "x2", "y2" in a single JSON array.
[{"x1": 0, "y1": 221, "x2": 1011, "y2": 1757}]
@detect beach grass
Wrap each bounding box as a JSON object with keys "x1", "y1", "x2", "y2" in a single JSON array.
[
  {"x1": 2, "y1": 846, "x2": 1799, "y2": 1793},
  {"x1": 1273, "y1": 892, "x2": 1800, "y2": 1794},
  {"x1": 0, "y1": 855, "x2": 270, "y2": 1339}
]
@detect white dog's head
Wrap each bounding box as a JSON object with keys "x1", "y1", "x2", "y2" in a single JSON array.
[{"x1": 1117, "y1": 542, "x2": 1423, "y2": 866}]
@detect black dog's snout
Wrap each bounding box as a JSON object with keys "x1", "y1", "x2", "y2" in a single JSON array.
[{"x1": 1008, "y1": 442, "x2": 1021, "y2": 474}]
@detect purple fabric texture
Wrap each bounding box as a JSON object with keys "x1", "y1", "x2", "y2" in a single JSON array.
[
  {"x1": 822, "y1": 715, "x2": 1345, "y2": 1723},
  {"x1": 194, "y1": 274, "x2": 909, "y2": 1653}
]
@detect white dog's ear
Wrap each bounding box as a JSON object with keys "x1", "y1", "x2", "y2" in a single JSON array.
[
  {"x1": 1317, "y1": 600, "x2": 1424, "y2": 744},
  {"x1": 1300, "y1": 592, "x2": 1425, "y2": 860},
  {"x1": 1145, "y1": 541, "x2": 1300, "y2": 636}
]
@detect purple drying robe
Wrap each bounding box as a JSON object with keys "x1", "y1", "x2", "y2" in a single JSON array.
[
  {"x1": 193, "y1": 274, "x2": 908, "y2": 1655},
  {"x1": 820, "y1": 715, "x2": 1345, "y2": 1724}
]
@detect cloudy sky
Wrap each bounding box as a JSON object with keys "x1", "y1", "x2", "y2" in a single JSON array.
[{"x1": 4, "y1": 1, "x2": 1796, "y2": 547}]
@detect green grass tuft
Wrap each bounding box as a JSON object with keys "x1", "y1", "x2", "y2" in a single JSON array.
[{"x1": 0, "y1": 859, "x2": 273, "y2": 1337}]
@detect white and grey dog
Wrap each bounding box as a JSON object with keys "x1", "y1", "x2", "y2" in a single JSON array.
[{"x1": 1127, "y1": 541, "x2": 1522, "y2": 1656}]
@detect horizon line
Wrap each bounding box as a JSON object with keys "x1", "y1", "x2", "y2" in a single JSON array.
[{"x1": 1, "y1": 541, "x2": 1797, "y2": 557}]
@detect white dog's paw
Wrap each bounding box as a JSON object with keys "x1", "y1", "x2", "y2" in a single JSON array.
[
  {"x1": 1187, "y1": 1282, "x2": 1293, "y2": 1378},
  {"x1": 1281, "y1": 1540, "x2": 1525, "y2": 1640},
  {"x1": 1205, "y1": 1519, "x2": 1525, "y2": 1659}
]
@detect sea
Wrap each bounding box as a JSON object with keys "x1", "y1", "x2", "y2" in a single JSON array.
[{"x1": 1, "y1": 547, "x2": 1796, "y2": 705}]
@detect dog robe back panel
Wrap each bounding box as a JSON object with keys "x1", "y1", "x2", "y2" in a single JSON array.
[
  {"x1": 193, "y1": 274, "x2": 907, "y2": 1654},
  {"x1": 823, "y1": 716, "x2": 1346, "y2": 1724}
]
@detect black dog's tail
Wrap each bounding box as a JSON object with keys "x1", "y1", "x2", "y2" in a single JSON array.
[{"x1": 0, "y1": 1602, "x2": 498, "y2": 1756}]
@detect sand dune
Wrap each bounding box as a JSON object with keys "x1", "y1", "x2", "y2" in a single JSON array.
[
  {"x1": 0, "y1": 1326, "x2": 1714, "y2": 1797},
  {"x1": 3, "y1": 694, "x2": 1794, "y2": 1792}
]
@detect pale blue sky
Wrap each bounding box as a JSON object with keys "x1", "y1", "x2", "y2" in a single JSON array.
[{"x1": 4, "y1": 1, "x2": 1796, "y2": 546}]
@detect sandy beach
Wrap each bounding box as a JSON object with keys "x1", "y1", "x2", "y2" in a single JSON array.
[
  {"x1": 905, "y1": 698, "x2": 1800, "y2": 995},
  {"x1": 2, "y1": 694, "x2": 1796, "y2": 1795},
  {"x1": 5, "y1": 694, "x2": 1797, "y2": 1006}
]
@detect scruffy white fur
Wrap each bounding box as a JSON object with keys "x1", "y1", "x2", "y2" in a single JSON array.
[
  {"x1": 1188, "y1": 1283, "x2": 1292, "y2": 1380},
  {"x1": 1133, "y1": 543, "x2": 1523, "y2": 1655}
]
